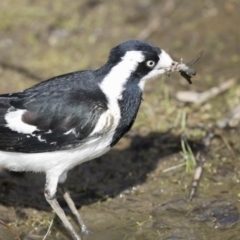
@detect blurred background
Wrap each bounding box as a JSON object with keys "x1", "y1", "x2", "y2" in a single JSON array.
[{"x1": 0, "y1": 0, "x2": 240, "y2": 239}]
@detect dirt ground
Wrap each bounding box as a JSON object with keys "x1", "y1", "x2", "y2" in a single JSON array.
[{"x1": 0, "y1": 0, "x2": 240, "y2": 239}]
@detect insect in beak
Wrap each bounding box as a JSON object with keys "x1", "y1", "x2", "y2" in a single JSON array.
[
  {"x1": 167, "y1": 51, "x2": 203, "y2": 84},
  {"x1": 179, "y1": 51, "x2": 204, "y2": 84}
]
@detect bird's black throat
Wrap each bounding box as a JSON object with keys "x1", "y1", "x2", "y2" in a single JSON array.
[{"x1": 110, "y1": 77, "x2": 142, "y2": 147}]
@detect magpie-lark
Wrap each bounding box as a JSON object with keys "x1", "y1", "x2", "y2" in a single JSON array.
[{"x1": 0, "y1": 40, "x2": 193, "y2": 240}]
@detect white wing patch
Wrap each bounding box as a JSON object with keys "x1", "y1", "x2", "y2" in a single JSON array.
[
  {"x1": 64, "y1": 129, "x2": 74, "y2": 135},
  {"x1": 4, "y1": 109, "x2": 37, "y2": 134}
]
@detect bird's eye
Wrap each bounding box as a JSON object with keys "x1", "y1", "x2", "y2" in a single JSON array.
[{"x1": 145, "y1": 60, "x2": 156, "y2": 68}]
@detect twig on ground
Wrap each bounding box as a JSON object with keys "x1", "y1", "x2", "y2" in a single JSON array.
[
  {"x1": 176, "y1": 78, "x2": 237, "y2": 104},
  {"x1": 162, "y1": 162, "x2": 186, "y2": 173},
  {"x1": 189, "y1": 151, "x2": 205, "y2": 200},
  {"x1": 0, "y1": 219, "x2": 21, "y2": 240},
  {"x1": 42, "y1": 219, "x2": 54, "y2": 240}
]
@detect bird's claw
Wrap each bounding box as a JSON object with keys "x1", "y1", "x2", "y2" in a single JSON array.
[{"x1": 81, "y1": 227, "x2": 92, "y2": 236}]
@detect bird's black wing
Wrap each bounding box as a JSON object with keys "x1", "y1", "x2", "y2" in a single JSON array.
[{"x1": 0, "y1": 71, "x2": 109, "y2": 153}]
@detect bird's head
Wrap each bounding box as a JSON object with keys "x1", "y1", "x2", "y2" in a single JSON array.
[
  {"x1": 100, "y1": 40, "x2": 176, "y2": 92},
  {"x1": 99, "y1": 40, "x2": 199, "y2": 100}
]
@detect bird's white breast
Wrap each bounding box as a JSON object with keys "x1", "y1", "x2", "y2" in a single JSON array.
[{"x1": 0, "y1": 133, "x2": 112, "y2": 174}]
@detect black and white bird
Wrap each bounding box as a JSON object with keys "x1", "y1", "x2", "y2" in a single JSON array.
[{"x1": 0, "y1": 40, "x2": 192, "y2": 240}]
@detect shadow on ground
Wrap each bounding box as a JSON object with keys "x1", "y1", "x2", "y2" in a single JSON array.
[
  {"x1": 0, "y1": 131, "x2": 195, "y2": 211},
  {"x1": 1, "y1": 130, "x2": 239, "y2": 240},
  {"x1": 0, "y1": 131, "x2": 206, "y2": 240}
]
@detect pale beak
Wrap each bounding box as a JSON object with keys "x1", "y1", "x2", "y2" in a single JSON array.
[{"x1": 157, "y1": 49, "x2": 201, "y2": 84}]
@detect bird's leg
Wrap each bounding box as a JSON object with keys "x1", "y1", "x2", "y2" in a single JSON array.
[
  {"x1": 44, "y1": 191, "x2": 81, "y2": 240},
  {"x1": 45, "y1": 174, "x2": 81, "y2": 240},
  {"x1": 59, "y1": 185, "x2": 90, "y2": 235}
]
